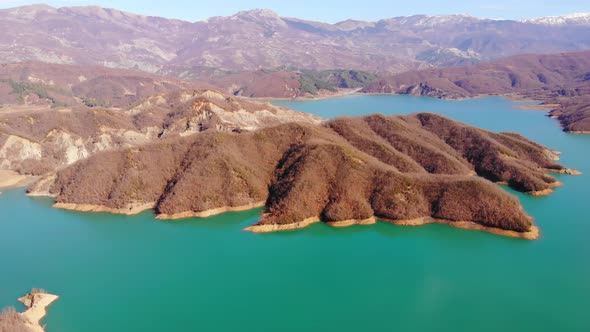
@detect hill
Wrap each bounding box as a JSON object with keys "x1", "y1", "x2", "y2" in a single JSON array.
[
  {"x1": 29, "y1": 113, "x2": 578, "y2": 239},
  {"x1": 0, "y1": 62, "x2": 208, "y2": 108},
  {"x1": 162, "y1": 68, "x2": 378, "y2": 98}
]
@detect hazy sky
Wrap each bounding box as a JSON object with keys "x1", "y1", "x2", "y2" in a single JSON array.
[{"x1": 0, "y1": 0, "x2": 589, "y2": 22}]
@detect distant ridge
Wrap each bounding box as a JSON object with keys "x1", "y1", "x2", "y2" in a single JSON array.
[{"x1": 0, "y1": 4, "x2": 589, "y2": 74}]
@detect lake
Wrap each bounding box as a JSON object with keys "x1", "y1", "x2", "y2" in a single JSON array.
[{"x1": 1, "y1": 95, "x2": 589, "y2": 331}]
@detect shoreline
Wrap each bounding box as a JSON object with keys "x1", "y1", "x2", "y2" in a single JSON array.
[
  {"x1": 245, "y1": 216, "x2": 378, "y2": 233},
  {"x1": 382, "y1": 216, "x2": 540, "y2": 240},
  {"x1": 529, "y1": 188, "x2": 555, "y2": 197},
  {"x1": 325, "y1": 217, "x2": 377, "y2": 227},
  {"x1": 30, "y1": 194, "x2": 541, "y2": 240},
  {"x1": 245, "y1": 215, "x2": 537, "y2": 240},
  {"x1": 528, "y1": 181, "x2": 564, "y2": 197},
  {"x1": 23, "y1": 192, "x2": 543, "y2": 240},
  {"x1": 251, "y1": 88, "x2": 363, "y2": 102},
  {"x1": 18, "y1": 291, "x2": 59, "y2": 332},
  {"x1": 512, "y1": 103, "x2": 560, "y2": 111},
  {"x1": 53, "y1": 202, "x2": 155, "y2": 215},
  {"x1": 156, "y1": 201, "x2": 266, "y2": 220},
  {"x1": 284, "y1": 91, "x2": 549, "y2": 104},
  {"x1": 51, "y1": 200, "x2": 267, "y2": 220},
  {"x1": 274, "y1": 91, "x2": 583, "y2": 135},
  {"x1": 44, "y1": 199, "x2": 540, "y2": 240}
]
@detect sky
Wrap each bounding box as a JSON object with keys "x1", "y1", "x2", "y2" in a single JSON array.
[{"x1": 0, "y1": 0, "x2": 588, "y2": 23}]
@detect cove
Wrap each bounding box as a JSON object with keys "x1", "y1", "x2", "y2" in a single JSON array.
[{"x1": 1, "y1": 95, "x2": 589, "y2": 332}]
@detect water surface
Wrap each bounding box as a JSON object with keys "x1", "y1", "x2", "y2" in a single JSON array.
[{"x1": 1, "y1": 95, "x2": 589, "y2": 331}]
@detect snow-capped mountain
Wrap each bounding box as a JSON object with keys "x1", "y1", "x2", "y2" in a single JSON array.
[
  {"x1": 522, "y1": 13, "x2": 590, "y2": 26},
  {"x1": 394, "y1": 14, "x2": 485, "y2": 27}
]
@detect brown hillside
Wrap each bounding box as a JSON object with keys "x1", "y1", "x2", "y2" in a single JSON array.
[
  {"x1": 363, "y1": 51, "x2": 590, "y2": 97},
  {"x1": 548, "y1": 95, "x2": 590, "y2": 133},
  {"x1": 0, "y1": 62, "x2": 209, "y2": 108},
  {"x1": 0, "y1": 89, "x2": 321, "y2": 174}
]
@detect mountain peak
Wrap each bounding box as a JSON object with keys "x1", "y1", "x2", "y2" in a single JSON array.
[
  {"x1": 229, "y1": 8, "x2": 287, "y2": 28},
  {"x1": 234, "y1": 8, "x2": 281, "y2": 19}
]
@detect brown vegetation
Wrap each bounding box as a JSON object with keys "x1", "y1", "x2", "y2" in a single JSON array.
[{"x1": 0, "y1": 307, "x2": 32, "y2": 332}]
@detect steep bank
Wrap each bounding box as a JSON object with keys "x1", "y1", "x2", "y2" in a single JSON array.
[{"x1": 30, "y1": 113, "x2": 577, "y2": 239}]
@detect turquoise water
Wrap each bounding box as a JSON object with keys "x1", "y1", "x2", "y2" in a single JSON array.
[{"x1": 1, "y1": 95, "x2": 589, "y2": 331}]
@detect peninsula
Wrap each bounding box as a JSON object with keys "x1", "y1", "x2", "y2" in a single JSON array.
[{"x1": 28, "y1": 113, "x2": 578, "y2": 240}]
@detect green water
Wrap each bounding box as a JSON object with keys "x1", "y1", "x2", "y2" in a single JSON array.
[{"x1": 1, "y1": 95, "x2": 589, "y2": 331}]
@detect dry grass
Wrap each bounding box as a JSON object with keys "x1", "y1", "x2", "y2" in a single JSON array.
[{"x1": 0, "y1": 307, "x2": 32, "y2": 332}]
